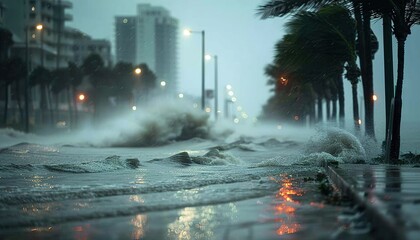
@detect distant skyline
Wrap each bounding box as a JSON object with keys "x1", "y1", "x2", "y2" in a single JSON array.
[{"x1": 67, "y1": 0, "x2": 420, "y2": 132}]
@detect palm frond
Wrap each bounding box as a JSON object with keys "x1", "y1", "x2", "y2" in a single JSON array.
[{"x1": 257, "y1": 0, "x2": 340, "y2": 19}]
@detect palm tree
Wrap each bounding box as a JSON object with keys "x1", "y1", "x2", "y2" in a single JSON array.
[
  {"x1": 375, "y1": 1, "x2": 420, "y2": 162},
  {"x1": 30, "y1": 66, "x2": 51, "y2": 126},
  {"x1": 113, "y1": 61, "x2": 135, "y2": 107},
  {"x1": 266, "y1": 5, "x2": 361, "y2": 128},
  {"x1": 0, "y1": 58, "x2": 26, "y2": 127},
  {"x1": 51, "y1": 68, "x2": 70, "y2": 123},
  {"x1": 68, "y1": 62, "x2": 83, "y2": 127},
  {"x1": 82, "y1": 53, "x2": 106, "y2": 120},
  {"x1": 135, "y1": 63, "x2": 157, "y2": 104},
  {"x1": 0, "y1": 28, "x2": 13, "y2": 62},
  {"x1": 258, "y1": 0, "x2": 376, "y2": 136}
]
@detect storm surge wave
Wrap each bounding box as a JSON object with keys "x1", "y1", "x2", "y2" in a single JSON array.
[
  {"x1": 73, "y1": 100, "x2": 213, "y2": 147},
  {"x1": 304, "y1": 127, "x2": 367, "y2": 163}
]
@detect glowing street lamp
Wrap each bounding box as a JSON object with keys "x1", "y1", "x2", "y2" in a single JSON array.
[
  {"x1": 134, "y1": 67, "x2": 142, "y2": 75},
  {"x1": 36, "y1": 24, "x2": 44, "y2": 67},
  {"x1": 160, "y1": 81, "x2": 167, "y2": 87},
  {"x1": 178, "y1": 93, "x2": 184, "y2": 99},
  {"x1": 372, "y1": 94, "x2": 378, "y2": 102},
  {"x1": 78, "y1": 93, "x2": 86, "y2": 101},
  {"x1": 184, "y1": 28, "x2": 205, "y2": 110}
]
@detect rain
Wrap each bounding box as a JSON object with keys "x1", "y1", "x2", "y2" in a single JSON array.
[{"x1": 1, "y1": 0, "x2": 420, "y2": 239}]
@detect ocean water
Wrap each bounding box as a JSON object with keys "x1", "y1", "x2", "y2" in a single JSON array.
[{"x1": 0, "y1": 101, "x2": 414, "y2": 239}]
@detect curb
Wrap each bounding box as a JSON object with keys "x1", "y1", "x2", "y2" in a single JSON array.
[{"x1": 324, "y1": 165, "x2": 405, "y2": 240}]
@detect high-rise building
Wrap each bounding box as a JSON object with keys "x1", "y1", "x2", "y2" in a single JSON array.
[
  {"x1": 3, "y1": 0, "x2": 73, "y2": 69},
  {"x1": 115, "y1": 4, "x2": 178, "y2": 95},
  {"x1": 115, "y1": 16, "x2": 136, "y2": 64}
]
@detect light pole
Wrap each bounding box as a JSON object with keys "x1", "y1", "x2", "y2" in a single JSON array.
[
  {"x1": 184, "y1": 29, "x2": 205, "y2": 110},
  {"x1": 36, "y1": 24, "x2": 44, "y2": 67},
  {"x1": 225, "y1": 85, "x2": 233, "y2": 119},
  {"x1": 24, "y1": 25, "x2": 30, "y2": 132},
  {"x1": 133, "y1": 67, "x2": 142, "y2": 108},
  {"x1": 205, "y1": 54, "x2": 219, "y2": 120}
]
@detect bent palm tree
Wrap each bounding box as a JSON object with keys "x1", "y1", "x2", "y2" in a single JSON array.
[
  {"x1": 258, "y1": 0, "x2": 376, "y2": 136},
  {"x1": 30, "y1": 66, "x2": 51, "y2": 126},
  {"x1": 269, "y1": 5, "x2": 361, "y2": 128},
  {"x1": 376, "y1": 0, "x2": 420, "y2": 162}
]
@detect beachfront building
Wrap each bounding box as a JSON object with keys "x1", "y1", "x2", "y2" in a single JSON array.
[
  {"x1": 3, "y1": 0, "x2": 73, "y2": 69},
  {"x1": 115, "y1": 4, "x2": 178, "y2": 95}
]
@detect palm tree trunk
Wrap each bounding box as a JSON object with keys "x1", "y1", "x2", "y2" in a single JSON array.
[
  {"x1": 337, "y1": 74, "x2": 345, "y2": 126},
  {"x1": 72, "y1": 86, "x2": 78, "y2": 128},
  {"x1": 3, "y1": 84, "x2": 9, "y2": 126},
  {"x1": 317, "y1": 96, "x2": 323, "y2": 123},
  {"x1": 383, "y1": 15, "x2": 395, "y2": 141},
  {"x1": 47, "y1": 85, "x2": 54, "y2": 126},
  {"x1": 15, "y1": 82, "x2": 24, "y2": 129},
  {"x1": 66, "y1": 87, "x2": 73, "y2": 128},
  {"x1": 310, "y1": 100, "x2": 316, "y2": 126},
  {"x1": 352, "y1": 83, "x2": 360, "y2": 131},
  {"x1": 54, "y1": 93, "x2": 59, "y2": 123},
  {"x1": 331, "y1": 97, "x2": 337, "y2": 122},
  {"x1": 40, "y1": 84, "x2": 47, "y2": 126},
  {"x1": 326, "y1": 98, "x2": 331, "y2": 121},
  {"x1": 361, "y1": 4, "x2": 375, "y2": 138},
  {"x1": 390, "y1": 36, "x2": 406, "y2": 163}
]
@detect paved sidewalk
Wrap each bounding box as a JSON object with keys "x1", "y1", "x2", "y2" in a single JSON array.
[{"x1": 325, "y1": 164, "x2": 420, "y2": 240}]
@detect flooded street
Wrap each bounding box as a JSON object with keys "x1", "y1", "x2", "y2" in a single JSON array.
[{"x1": 0, "y1": 126, "x2": 374, "y2": 239}]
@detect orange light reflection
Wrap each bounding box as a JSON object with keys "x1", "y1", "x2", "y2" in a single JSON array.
[
  {"x1": 272, "y1": 175, "x2": 302, "y2": 236},
  {"x1": 72, "y1": 224, "x2": 90, "y2": 240},
  {"x1": 131, "y1": 214, "x2": 147, "y2": 239}
]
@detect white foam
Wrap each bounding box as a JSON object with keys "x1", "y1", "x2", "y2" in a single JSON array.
[{"x1": 303, "y1": 127, "x2": 367, "y2": 164}]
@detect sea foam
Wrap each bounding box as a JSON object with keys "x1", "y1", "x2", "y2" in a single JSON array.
[{"x1": 302, "y1": 127, "x2": 367, "y2": 164}]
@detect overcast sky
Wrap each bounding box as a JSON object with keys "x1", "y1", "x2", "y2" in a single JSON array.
[{"x1": 67, "y1": 0, "x2": 420, "y2": 133}]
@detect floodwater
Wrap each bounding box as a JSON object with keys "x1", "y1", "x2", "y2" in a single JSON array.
[{"x1": 0, "y1": 103, "x2": 395, "y2": 239}]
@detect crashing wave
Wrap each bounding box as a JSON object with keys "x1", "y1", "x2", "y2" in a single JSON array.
[
  {"x1": 303, "y1": 127, "x2": 367, "y2": 164},
  {"x1": 71, "y1": 100, "x2": 212, "y2": 148}
]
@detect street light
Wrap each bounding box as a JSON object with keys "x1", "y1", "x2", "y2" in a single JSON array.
[
  {"x1": 160, "y1": 80, "x2": 167, "y2": 87},
  {"x1": 205, "y1": 54, "x2": 219, "y2": 120},
  {"x1": 184, "y1": 28, "x2": 205, "y2": 110},
  {"x1": 134, "y1": 67, "x2": 142, "y2": 75},
  {"x1": 78, "y1": 94, "x2": 86, "y2": 101},
  {"x1": 23, "y1": 23, "x2": 43, "y2": 132}
]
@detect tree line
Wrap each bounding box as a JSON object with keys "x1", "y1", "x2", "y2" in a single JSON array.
[
  {"x1": 1, "y1": 37, "x2": 157, "y2": 130},
  {"x1": 258, "y1": 0, "x2": 420, "y2": 162}
]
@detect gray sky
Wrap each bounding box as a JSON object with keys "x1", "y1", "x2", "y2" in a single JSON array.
[{"x1": 67, "y1": 0, "x2": 420, "y2": 130}]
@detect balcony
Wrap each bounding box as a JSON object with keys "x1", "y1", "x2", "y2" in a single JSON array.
[{"x1": 58, "y1": 1, "x2": 73, "y2": 8}]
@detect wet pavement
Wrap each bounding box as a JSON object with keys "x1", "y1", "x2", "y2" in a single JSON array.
[{"x1": 325, "y1": 164, "x2": 420, "y2": 240}]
